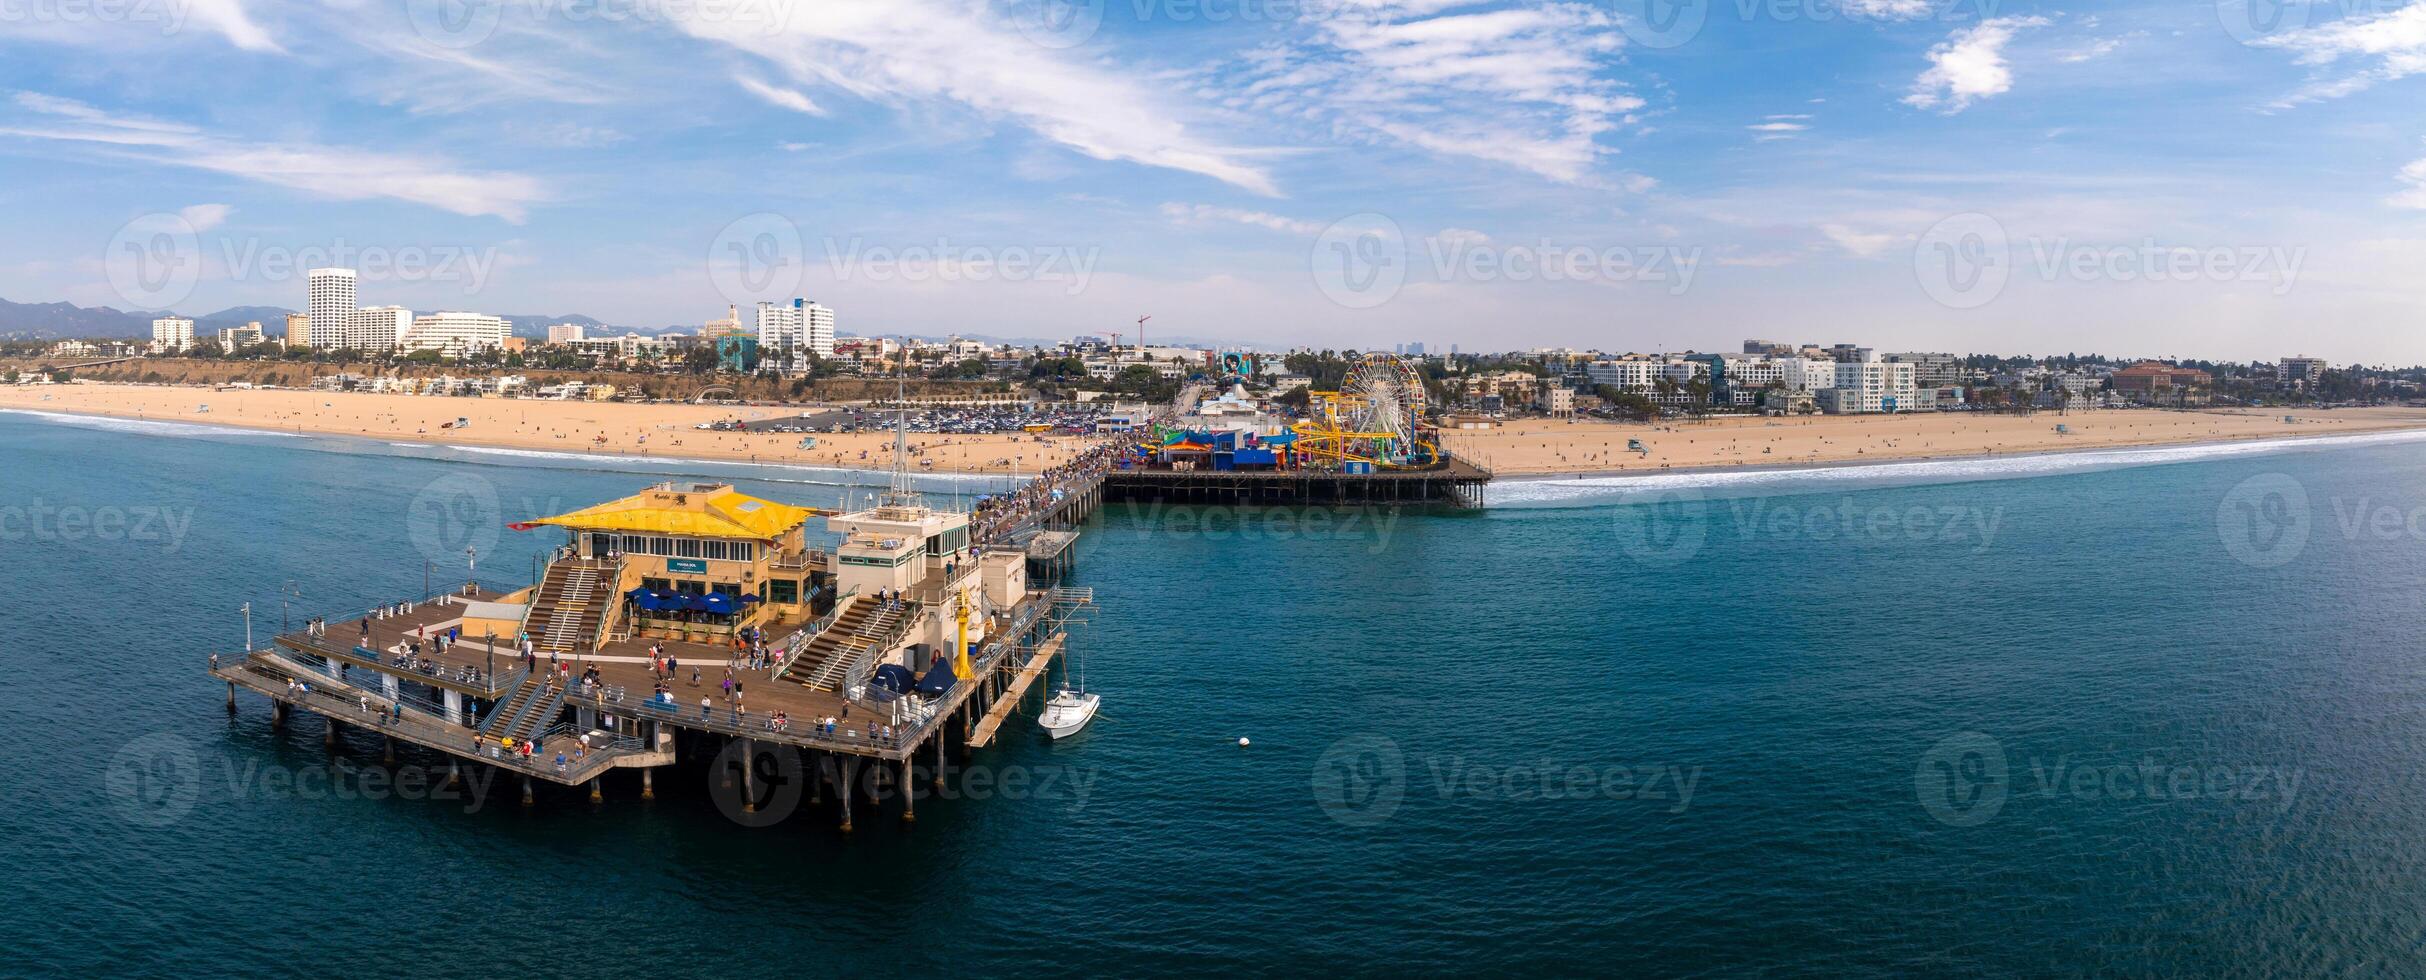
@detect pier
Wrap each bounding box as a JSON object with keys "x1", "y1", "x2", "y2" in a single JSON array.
[{"x1": 210, "y1": 481, "x2": 1092, "y2": 828}]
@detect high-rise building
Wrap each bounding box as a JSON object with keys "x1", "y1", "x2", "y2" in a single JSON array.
[
  {"x1": 308, "y1": 268, "x2": 357, "y2": 348},
  {"x1": 285, "y1": 312, "x2": 311, "y2": 348},
  {"x1": 151, "y1": 316, "x2": 194, "y2": 352},
  {"x1": 402, "y1": 312, "x2": 509, "y2": 360},
  {"x1": 755, "y1": 298, "x2": 835, "y2": 356},
  {"x1": 344, "y1": 306, "x2": 412, "y2": 353},
  {"x1": 219, "y1": 322, "x2": 265, "y2": 350},
  {"x1": 2280, "y1": 356, "x2": 2329, "y2": 389},
  {"x1": 546, "y1": 323, "x2": 587, "y2": 344}
]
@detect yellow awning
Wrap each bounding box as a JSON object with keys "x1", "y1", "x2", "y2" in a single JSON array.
[{"x1": 513, "y1": 484, "x2": 823, "y2": 540}]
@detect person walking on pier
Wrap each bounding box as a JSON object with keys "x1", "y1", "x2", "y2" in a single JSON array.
[{"x1": 700, "y1": 695, "x2": 711, "y2": 720}]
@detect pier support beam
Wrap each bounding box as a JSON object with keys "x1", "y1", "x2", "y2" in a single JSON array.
[
  {"x1": 383, "y1": 735, "x2": 396, "y2": 766},
  {"x1": 838, "y1": 758, "x2": 858, "y2": 833},
  {"x1": 270, "y1": 700, "x2": 285, "y2": 729},
  {"x1": 933, "y1": 735, "x2": 946, "y2": 790},
  {"x1": 741, "y1": 739, "x2": 757, "y2": 814},
  {"x1": 447, "y1": 759, "x2": 461, "y2": 788},
  {"x1": 901, "y1": 759, "x2": 916, "y2": 824},
  {"x1": 325, "y1": 717, "x2": 341, "y2": 748},
  {"x1": 809, "y1": 753, "x2": 824, "y2": 804},
  {"x1": 589, "y1": 778, "x2": 602, "y2": 805},
  {"x1": 640, "y1": 766, "x2": 655, "y2": 801},
  {"x1": 226, "y1": 681, "x2": 236, "y2": 714},
  {"x1": 443, "y1": 690, "x2": 464, "y2": 726},
  {"x1": 522, "y1": 775, "x2": 534, "y2": 807}
]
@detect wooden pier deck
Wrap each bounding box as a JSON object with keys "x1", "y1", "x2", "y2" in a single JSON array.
[{"x1": 967, "y1": 635, "x2": 1063, "y2": 749}]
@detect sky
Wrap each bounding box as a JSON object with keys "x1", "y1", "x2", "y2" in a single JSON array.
[{"x1": 0, "y1": 0, "x2": 2422, "y2": 362}]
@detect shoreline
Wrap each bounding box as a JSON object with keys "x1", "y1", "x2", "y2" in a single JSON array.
[{"x1": 1493, "y1": 422, "x2": 2426, "y2": 483}]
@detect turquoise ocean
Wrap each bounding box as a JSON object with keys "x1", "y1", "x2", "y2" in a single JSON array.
[{"x1": 8, "y1": 407, "x2": 2426, "y2": 974}]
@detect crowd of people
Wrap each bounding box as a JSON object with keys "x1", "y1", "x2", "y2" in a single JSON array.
[{"x1": 969, "y1": 438, "x2": 1126, "y2": 545}]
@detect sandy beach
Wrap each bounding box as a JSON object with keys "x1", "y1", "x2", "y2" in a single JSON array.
[
  {"x1": 8, "y1": 382, "x2": 2424, "y2": 479},
  {"x1": 1440, "y1": 407, "x2": 2426, "y2": 476},
  {"x1": 0, "y1": 383, "x2": 1090, "y2": 474}
]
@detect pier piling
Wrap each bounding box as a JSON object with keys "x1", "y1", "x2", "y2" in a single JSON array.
[
  {"x1": 324, "y1": 718, "x2": 340, "y2": 748},
  {"x1": 522, "y1": 775, "x2": 534, "y2": 807},
  {"x1": 901, "y1": 760, "x2": 917, "y2": 824},
  {"x1": 382, "y1": 735, "x2": 396, "y2": 765},
  {"x1": 838, "y1": 757, "x2": 858, "y2": 833},
  {"x1": 741, "y1": 738, "x2": 757, "y2": 814},
  {"x1": 640, "y1": 766, "x2": 654, "y2": 801},
  {"x1": 589, "y1": 778, "x2": 603, "y2": 805},
  {"x1": 226, "y1": 681, "x2": 236, "y2": 714}
]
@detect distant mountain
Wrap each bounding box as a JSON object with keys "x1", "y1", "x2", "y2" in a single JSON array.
[
  {"x1": 0, "y1": 298, "x2": 153, "y2": 339},
  {"x1": 503, "y1": 313, "x2": 612, "y2": 338},
  {"x1": 197, "y1": 306, "x2": 298, "y2": 333}
]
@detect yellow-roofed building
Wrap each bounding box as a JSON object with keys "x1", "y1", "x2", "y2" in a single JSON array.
[{"x1": 511, "y1": 482, "x2": 834, "y2": 646}]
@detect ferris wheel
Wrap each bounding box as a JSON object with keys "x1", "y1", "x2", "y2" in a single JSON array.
[{"x1": 1292, "y1": 352, "x2": 1441, "y2": 469}]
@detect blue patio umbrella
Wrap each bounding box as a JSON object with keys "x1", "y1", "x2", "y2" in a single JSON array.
[{"x1": 699, "y1": 593, "x2": 740, "y2": 616}]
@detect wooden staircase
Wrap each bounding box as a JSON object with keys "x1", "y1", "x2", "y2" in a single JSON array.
[
  {"x1": 791, "y1": 596, "x2": 918, "y2": 691},
  {"x1": 526, "y1": 560, "x2": 612, "y2": 655}
]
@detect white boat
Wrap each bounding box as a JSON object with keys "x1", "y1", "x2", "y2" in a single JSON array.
[{"x1": 1038, "y1": 687, "x2": 1099, "y2": 739}]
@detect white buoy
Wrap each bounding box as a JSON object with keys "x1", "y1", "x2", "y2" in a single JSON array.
[{"x1": 1238, "y1": 737, "x2": 1250, "y2": 747}]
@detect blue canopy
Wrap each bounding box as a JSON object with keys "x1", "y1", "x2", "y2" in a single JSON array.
[
  {"x1": 914, "y1": 656, "x2": 957, "y2": 697},
  {"x1": 870, "y1": 663, "x2": 915, "y2": 699},
  {"x1": 699, "y1": 593, "x2": 740, "y2": 616}
]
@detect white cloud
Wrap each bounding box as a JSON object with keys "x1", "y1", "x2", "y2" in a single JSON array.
[
  {"x1": 2255, "y1": 4, "x2": 2426, "y2": 107},
  {"x1": 668, "y1": 1, "x2": 1277, "y2": 195},
  {"x1": 1748, "y1": 122, "x2": 1807, "y2": 132},
  {"x1": 734, "y1": 76, "x2": 825, "y2": 116},
  {"x1": 1904, "y1": 16, "x2": 2051, "y2": 112},
  {"x1": 179, "y1": 204, "x2": 233, "y2": 232},
  {"x1": 1820, "y1": 223, "x2": 1899, "y2": 258},
  {"x1": 1839, "y1": 0, "x2": 1936, "y2": 20},
  {"x1": 1159, "y1": 202, "x2": 1324, "y2": 236},
  {"x1": 2391, "y1": 152, "x2": 2426, "y2": 210},
  {"x1": 2058, "y1": 36, "x2": 2127, "y2": 63},
  {"x1": 1225, "y1": 2, "x2": 1640, "y2": 183},
  {"x1": 1, "y1": 94, "x2": 544, "y2": 221},
  {"x1": 186, "y1": 0, "x2": 283, "y2": 53}
]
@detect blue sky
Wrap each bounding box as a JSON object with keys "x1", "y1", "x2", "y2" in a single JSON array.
[{"x1": 1, "y1": 0, "x2": 2422, "y2": 360}]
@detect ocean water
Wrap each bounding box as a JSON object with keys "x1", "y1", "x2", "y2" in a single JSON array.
[{"x1": 7, "y1": 409, "x2": 2426, "y2": 975}]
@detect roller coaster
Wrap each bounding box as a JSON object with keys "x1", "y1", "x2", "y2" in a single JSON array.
[{"x1": 1290, "y1": 353, "x2": 1443, "y2": 470}]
